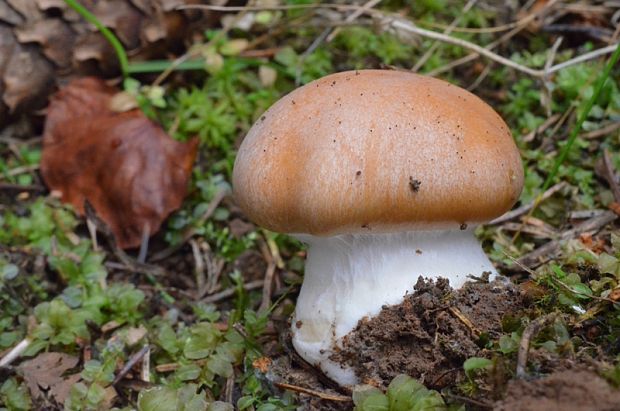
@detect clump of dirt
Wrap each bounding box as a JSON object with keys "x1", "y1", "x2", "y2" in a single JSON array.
[
  {"x1": 495, "y1": 369, "x2": 620, "y2": 411},
  {"x1": 331, "y1": 277, "x2": 525, "y2": 389}
]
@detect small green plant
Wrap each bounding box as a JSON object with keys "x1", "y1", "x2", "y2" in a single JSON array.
[
  {"x1": 352, "y1": 375, "x2": 448, "y2": 411},
  {"x1": 0, "y1": 378, "x2": 32, "y2": 411}
]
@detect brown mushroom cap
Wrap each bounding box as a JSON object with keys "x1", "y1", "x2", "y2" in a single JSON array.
[{"x1": 233, "y1": 70, "x2": 523, "y2": 235}]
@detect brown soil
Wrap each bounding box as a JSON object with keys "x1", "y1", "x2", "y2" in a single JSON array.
[
  {"x1": 495, "y1": 369, "x2": 620, "y2": 411},
  {"x1": 331, "y1": 277, "x2": 525, "y2": 389},
  {"x1": 264, "y1": 278, "x2": 620, "y2": 410}
]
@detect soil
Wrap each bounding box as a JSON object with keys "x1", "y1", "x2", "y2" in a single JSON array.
[
  {"x1": 495, "y1": 369, "x2": 620, "y2": 411},
  {"x1": 264, "y1": 277, "x2": 620, "y2": 410},
  {"x1": 331, "y1": 277, "x2": 524, "y2": 389}
]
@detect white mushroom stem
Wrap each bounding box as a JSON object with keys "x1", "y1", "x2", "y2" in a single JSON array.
[{"x1": 291, "y1": 228, "x2": 497, "y2": 386}]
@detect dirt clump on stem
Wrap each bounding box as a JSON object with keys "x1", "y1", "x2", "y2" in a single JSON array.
[{"x1": 332, "y1": 277, "x2": 525, "y2": 389}]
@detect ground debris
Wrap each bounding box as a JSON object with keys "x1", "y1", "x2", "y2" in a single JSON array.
[
  {"x1": 332, "y1": 277, "x2": 525, "y2": 390},
  {"x1": 40, "y1": 77, "x2": 198, "y2": 249},
  {"x1": 17, "y1": 352, "x2": 81, "y2": 405},
  {"x1": 495, "y1": 369, "x2": 620, "y2": 411}
]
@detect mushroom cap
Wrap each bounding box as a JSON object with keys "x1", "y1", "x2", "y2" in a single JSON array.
[{"x1": 233, "y1": 70, "x2": 523, "y2": 235}]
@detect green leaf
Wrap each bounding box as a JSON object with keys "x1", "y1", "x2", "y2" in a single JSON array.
[
  {"x1": 157, "y1": 323, "x2": 180, "y2": 355},
  {"x1": 237, "y1": 395, "x2": 255, "y2": 410},
  {"x1": 175, "y1": 363, "x2": 202, "y2": 381},
  {"x1": 207, "y1": 352, "x2": 233, "y2": 378},
  {"x1": 0, "y1": 378, "x2": 32, "y2": 411},
  {"x1": 138, "y1": 386, "x2": 179, "y2": 411},
  {"x1": 387, "y1": 375, "x2": 426, "y2": 411},
  {"x1": 208, "y1": 402, "x2": 234, "y2": 411},
  {"x1": 463, "y1": 357, "x2": 493, "y2": 379},
  {"x1": 357, "y1": 393, "x2": 389, "y2": 411},
  {"x1": 184, "y1": 323, "x2": 220, "y2": 359},
  {"x1": 499, "y1": 333, "x2": 519, "y2": 354}
]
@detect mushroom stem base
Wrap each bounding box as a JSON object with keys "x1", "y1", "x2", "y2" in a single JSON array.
[{"x1": 291, "y1": 228, "x2": 497, "y2": 386}]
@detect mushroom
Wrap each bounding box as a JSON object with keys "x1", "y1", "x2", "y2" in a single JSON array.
[{"x1": 233, "y1": 70, "x2": 523, "y2": 385}]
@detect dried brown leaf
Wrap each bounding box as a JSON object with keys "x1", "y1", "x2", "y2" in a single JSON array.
[
  {"x1": 91, "y1": 0, "x2": 143, "y2": 49},
  {"x1": 17, "y1": 352, "x2": 80, "y2": 404},
  {"x1": 15, "y1": 19, "x2": 75, "y2": 68},
  {"x1": 0, "y1": 2, "x2": 24, "y2": 25},
  {"x1": 41, "y1": 77, "x2": 198, "y2": 249},
  {"x1": 3, "y1": 41, "x2": 54, "y2": 112}
]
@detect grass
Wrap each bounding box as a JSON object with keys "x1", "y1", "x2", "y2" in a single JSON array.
[{"x1": 2, "y1": 1, "x2": 620, "y2": 410}]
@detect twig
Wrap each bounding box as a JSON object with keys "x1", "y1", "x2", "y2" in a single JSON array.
[
  {"x1": 225, "y1": 372, "x2": 234, "y2": 404},
  {"x1": 0, "y1": 164, "x2": 40, "y2": 179},
  {"x1": 113, "y1": 345, "x2": 150, "y2": 385},
  {"x1": 259, "y1": 262, "x2": 277, "y2": 312},
  {"x1": 601, "y1": 149, "x2": 620, "y2": 203},
  {"x1": 201, "y1": 280, "x2": 264, "y2": 304},
  {"x1": 183, "y1": 1, "x2": 619, "y2": 79},
  {"x1": 274, "y1": 382, "x2": 351, "y2": 402},
  {"x1": 522, "y1": 113, "x2": 561, "y2": 143},
  {"x1": 383, "y1": 16, "x2": 620, "y2": 78},
  {"x1": 137, "y1": 223, "x2": 150, "y2": 264},
  {"x1": 489, "y1": 182, "x2": 566, "y2": 225},
  {"x1": 0, "y1": 338, "x2": 30, "y2": 368},
  {"x1": 582, "y1": 121, "x2": 620, "y2": 139},
  {"x1": 0, "y1": 183, "x2": 45, "y2": 192},
  {"x1": 448, "y1": 306, "x2": 481, "y2": 337},
  {"x1": 326, "y1": 0, "x2": 382, "y2": 43},
  {"x1": 84, "y1": 202, "x2": 165, "y2": 277},
  {"x1": 149, "y1": 190, "x2": 228, "y2": 262},
  {"x1": 190, "y1": 239, "x2": 206, "y2": 297},
  {"x1": 516, "y1": 211, "x2": 617, "y2": 268},
  {"x1": 412, "y1": 0, "x2": 478, "y2": 72},
  {"x1": 516, "y1": 313, "x2": 559, "y2": 378},
  {"x1": 142, "y1": 345, "x2": 150, "y2": 382},
  {"x1": 444, "y1": 393, "x2": 492, "y2": 409}
]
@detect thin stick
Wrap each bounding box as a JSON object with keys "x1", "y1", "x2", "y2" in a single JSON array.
[
  {"x1": 517, "y1": 211, "x2": 617, "y2": 268},
  {"x1": 582, "y1": 121, "x2": 620, "y2": 139},
  {"x1": 516, "y1": 313, "x2": 559, "y2": 378},
  {"x1": 0, "y1": 338, "x2": 30, "y2": 368},
  {"x1": 181, "y1": 2, "x2": 618, "y2": 79},
  {"x1": 385, "y1": 17, "x2": 620, "y2": 78},
  {"x1": 412, "y1": 0, "x2": 478, "y2": 72},
  {"x1": 202, "y1": 280, "x2": 264, "y2": 304},
  {"x1": 141, "y1": 345, "x2": 150, "y2": 382},
  {"x1": 326, "y1": 0, "x2": 382, "y2": 42},
  {"x1": 522, "y1": 113, "x2": 561, "y2": 143},
  {"x1": 190, "y1": 239, "x2": 206, "y2": 297},
  {"x1": 149, "y1": 190, "x2": 228, "y2": 262},
  {"x1": 113, "y1": 345, "x2": 150, "y2": 385},
  {"x1": 448, "y1": 307, "x2": 481, "y2": 337},
  {"x1": 489, "y1": 182, "x2": 566, "y2": 225},
  {"x1": 259, "y1": 262, "x2": 277, "y2": 312},
  {"x1": 601, "y1": 149, "x2": 620, "y2": 203},
  {"x1": 274, "y1": 382, "x2": 351, "y2": 402}
]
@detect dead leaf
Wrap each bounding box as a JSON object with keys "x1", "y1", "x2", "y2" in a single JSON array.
[
  {"x1": 3, "y1": 41, "x2": 54, "y2": 112},
  {"x1": 41, "y1": 77, "x2": 198, "y2": 249},
  {"x1": 14, "y1": 18, "x2": 75, "y2": 68},
  {"x1": 229, "y1": 218, "x2": 255, "y2": 238},
  {"x1": 18, "y1": 352, "x2": 80, "y2": 404}
]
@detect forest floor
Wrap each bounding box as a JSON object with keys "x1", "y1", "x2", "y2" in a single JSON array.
[{"x1": 1, "y1": 1, "x2": 620, "y2": 410}]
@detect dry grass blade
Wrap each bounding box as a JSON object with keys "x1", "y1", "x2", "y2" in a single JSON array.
[
  {"x1": 517, "y1": 211, "x2": 618, "y2": 268},
  {"x1": 274, "y1": 382, "x2": 351, "y2": 402},
  {"x1": 516, "y1": 313, "x2": 559, "y2": 378}
]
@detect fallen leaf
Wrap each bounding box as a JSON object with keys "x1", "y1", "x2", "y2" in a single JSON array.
[
  {"x1": 14, "y1": 18, "x2": 75, "y2": 68},
  {"x1": 18, "y1": 352, "x2": 80, "y2": 404},
  {"x1": 41, "y1": 77, "x2": 198, "y2": 249}
]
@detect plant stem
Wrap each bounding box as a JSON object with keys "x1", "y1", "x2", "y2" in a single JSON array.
[
  {"x1": 63, "y1": 0, "x2": 129, "y2": 79},
  {"x1": 541, "y1": 42, "x2": 620, "y2": 192}
]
